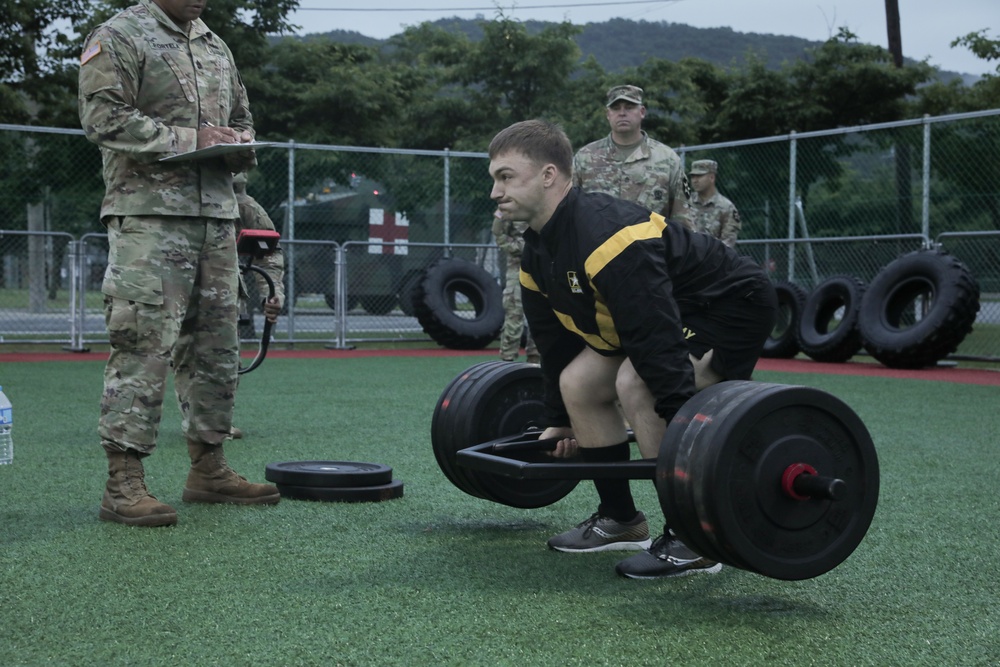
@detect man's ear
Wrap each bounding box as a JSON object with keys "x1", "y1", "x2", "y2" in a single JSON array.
[{"x1": 541, "y1": 163, "x2": 559, "y2": 187}]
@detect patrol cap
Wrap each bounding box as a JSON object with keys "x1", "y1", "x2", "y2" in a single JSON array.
[
  {"x1": 689, "y1": 159, "x2": 718, "y2": 175},
  {"x1": 606, "y1": 84, "x2": 643, "y2": 107}
]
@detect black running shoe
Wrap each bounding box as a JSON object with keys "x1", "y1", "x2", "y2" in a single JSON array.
[{"x1": 615, "y1": 534, "x2": 722, "y2": 579}]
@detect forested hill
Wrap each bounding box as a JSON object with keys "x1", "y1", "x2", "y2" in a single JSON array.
[{"x1": 306, "y1": 16, "x2": 971, "y2": 80}]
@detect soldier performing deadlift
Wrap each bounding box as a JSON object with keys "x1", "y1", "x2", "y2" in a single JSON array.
[{"x1": 430, "y1": 118, "x2": 879, "y2": 582}]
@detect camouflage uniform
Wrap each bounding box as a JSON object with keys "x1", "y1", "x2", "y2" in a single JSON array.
[
  {"x1": 79, "y1": 0, "x2": 253, "y2": 453},
  {"x1": 492, "y1": 217, "x2": 539, "y2": 362},
  {"x1": 572, "y1": 132, "x2": 692, "y2": 226},
  {"x1": 690, "y1": 191, "x2": 742, "y2": 249}
]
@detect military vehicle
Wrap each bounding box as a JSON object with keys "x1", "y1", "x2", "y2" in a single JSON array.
[{"x1": 272, "y1": 174, "x2": 445, "y2": 315}]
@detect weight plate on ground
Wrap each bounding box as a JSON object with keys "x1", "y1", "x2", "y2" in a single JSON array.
[
  {"x1": 276, "y1": 480, "x2": 404, "y2": 503},
  {"x1": 431, "y1": 361, "x2": 579, "y2": 508},
  {"x1": 265, "y1": 461, "x2": 393, "y2": 488},
  {"x1": 657, "y1": 381, "x2": 879, "y2": 580}
]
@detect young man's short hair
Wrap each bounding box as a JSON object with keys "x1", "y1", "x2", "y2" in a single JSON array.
[{"x1": 488, "y1": 119, "x2": 573, "y2": 176}]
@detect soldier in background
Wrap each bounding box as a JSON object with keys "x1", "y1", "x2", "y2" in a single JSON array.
[
  {"x1": 229, "y1": 172, "x2": 286, "y2": 439},
  {"x1": 492, "y1": 216, "x2": 540, "y2": 364},
  {"x1": 573, "y1": 84, "x2": 691, "y2": 227},
  {"x1": 79, "y1": 0, "x2": 279, "y2": 527},
  {"x1": 688, "y1": 159, "x2": 742, "y2": 248},
  {"x1": 234, "y1": 172, "x2": 285, "y2": 338}
]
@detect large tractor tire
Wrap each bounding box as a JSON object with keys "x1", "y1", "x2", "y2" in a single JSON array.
[
  {"x1": 859, "y1": 249, "x2": 980, "y2": 369},
  {"x1": 413, "y1": 258, "x2": 504, "y2": 350}
]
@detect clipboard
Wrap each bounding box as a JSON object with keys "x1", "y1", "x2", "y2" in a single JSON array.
[{"x1": 159, "y1": 141, "x2": 275, "y2": 163}]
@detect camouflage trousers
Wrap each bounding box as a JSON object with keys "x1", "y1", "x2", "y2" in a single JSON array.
[
  {"x1": 99, "y1": 216, "x2": 241, "y2": 454},
  {"x1": 499, "y1": 263, "x2": 538, "y2": 361}
]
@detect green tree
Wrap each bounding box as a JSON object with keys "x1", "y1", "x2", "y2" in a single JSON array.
[
  {"x1": 908, "y1": 30, "x2": 1000, "y2": 231},
  {"x1": 454, "y1": 16, "x2": 581, "y2": 128},
  {"x1": 384, "y1": 23, "x2": 483, "y2": 151},
  {"x1": 0, "y1": 0, "x2": 93, "y2": 125},
  {"x1": 950, "y1": 30, "x2": 1000, "y2": 109},
  {"x1": 787, "y1": 28, "x2": 934, "y2": 130}
]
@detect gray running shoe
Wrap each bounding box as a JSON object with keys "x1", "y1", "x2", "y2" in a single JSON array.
[
  {"x1": 615, "y1": 534, "x2": 723, "y2": 579},
  {"x1": 547, "y1": 512, "x2": 652, "y2": 553}
]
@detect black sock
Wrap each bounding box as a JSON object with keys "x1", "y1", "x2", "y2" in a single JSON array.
[{"x1": 580, "y1": 441, "x2": 637, "y2": 523}]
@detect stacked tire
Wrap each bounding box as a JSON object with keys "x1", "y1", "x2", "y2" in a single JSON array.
[
  {"x1": 265, "y1": 461, "x2": 404, "y2": 502},
  {"x1": 796, "y1": 275, "x2": 867, "y2": 363},
  {"x1": 762, "y1": 281, "x2": 808, "y2": 359}
]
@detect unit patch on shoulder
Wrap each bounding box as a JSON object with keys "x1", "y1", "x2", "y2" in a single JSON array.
[{"x1": 81, "y1": 41, "x2": 102, "y2": 65}]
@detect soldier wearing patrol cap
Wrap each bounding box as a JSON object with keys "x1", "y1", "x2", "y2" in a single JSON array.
[
  {"x1": 572, "y1": 85, "x2": 691, "y2": 226},
  {"x1": 688, "y1": 159, "x2": 742, "y2": 249}
]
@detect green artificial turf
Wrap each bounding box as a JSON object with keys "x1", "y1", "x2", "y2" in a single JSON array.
[{"x1": 0, "y1": 355, "x2": 998, "y2": 666}]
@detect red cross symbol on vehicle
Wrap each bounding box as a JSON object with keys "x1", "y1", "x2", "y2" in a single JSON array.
[{"x1": 368, "y1": 208, "x2": 409, "y2": 255}]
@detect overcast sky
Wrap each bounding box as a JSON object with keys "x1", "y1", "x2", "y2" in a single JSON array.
[{"x1": 286, "y1": 0, "x2": 997, "y2": 76}]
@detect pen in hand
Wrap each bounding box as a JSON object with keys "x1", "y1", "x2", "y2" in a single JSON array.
[{"x1": 197, "y1": 121, "x2": 249, "y2": 148}]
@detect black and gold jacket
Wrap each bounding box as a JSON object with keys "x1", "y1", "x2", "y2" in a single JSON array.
[{"x1": 520, "y1": 187, "x2": 765, "y2": 426}]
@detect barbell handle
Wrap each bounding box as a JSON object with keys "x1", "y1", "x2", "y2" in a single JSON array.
[
  {"x1": 491, "y1": 436, "x2": 559, "y2": 453},
  {"x1": 793, "y1": 474, "x2": 847, "y2": 501}
]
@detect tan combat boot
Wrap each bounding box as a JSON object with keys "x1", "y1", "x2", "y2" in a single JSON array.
[
  {"x1": 99, "y1": 449, "x2": 178, "y2": 527},
  {"x1": 181, "y1": 439, "x2": 280, "y2": 505}
]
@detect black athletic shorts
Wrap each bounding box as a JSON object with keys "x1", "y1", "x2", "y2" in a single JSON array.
[{"x1": 679, "y1": 277, "x2": 778, "y2": 381}]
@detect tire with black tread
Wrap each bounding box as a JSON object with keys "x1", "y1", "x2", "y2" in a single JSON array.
[
  {"x1": 797, "y1": 275, "x2": 866, "y2": 363},
  {"x1": 762, "y1": 281, "x2": 808, "y2": 359},
  {"x1": 859, "y1": 248, "x2": 980, "y2": 369},
  {"x1": 413, "y1": 258, "x2": 503, "y2": 350}
]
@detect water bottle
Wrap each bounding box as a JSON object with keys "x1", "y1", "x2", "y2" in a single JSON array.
[{"x1": 0, "y1": 385, "x2": 12, "y2": 465}]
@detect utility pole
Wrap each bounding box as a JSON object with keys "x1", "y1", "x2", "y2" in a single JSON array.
[
  {"x1": 885, "y1": 0, "x2": 912, "y2": 239},
  {"x1": 885, "y1": 0, "x2": 904, "y2": 67}
]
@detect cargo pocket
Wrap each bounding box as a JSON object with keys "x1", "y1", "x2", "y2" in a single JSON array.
[{"x1": 102, "y1": 266, "x2": 164, "y2": 350}]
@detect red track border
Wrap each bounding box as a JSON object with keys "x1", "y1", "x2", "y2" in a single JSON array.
[{"x1": 2, "y1": 348, "x2": 998, "y2": 386}]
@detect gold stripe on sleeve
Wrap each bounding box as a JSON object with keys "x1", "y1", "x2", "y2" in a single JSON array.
[{"x1": 584, "y1": 215, "x2": 666, "y2": 280}]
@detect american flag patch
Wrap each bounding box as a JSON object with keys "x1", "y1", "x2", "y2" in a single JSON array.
[{"x1": 81, "y1": 41, "x2": 102, "y2": 65}]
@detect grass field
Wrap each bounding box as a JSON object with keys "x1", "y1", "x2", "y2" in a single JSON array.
[{"x1": 1, "y1": 354, "x2": 998, "y2": 666}]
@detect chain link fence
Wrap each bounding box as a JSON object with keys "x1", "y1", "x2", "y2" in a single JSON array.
[{"x1": 2, "y1": 108, "x2": 999, "y2": 361}]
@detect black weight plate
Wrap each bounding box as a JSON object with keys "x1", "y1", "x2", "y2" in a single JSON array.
[
  {"x1": 432, "y1": 361, "x2": 507, "y2": 497},
  {"x1": 276, "y1": 480, "x2": 404, "y2": 503},
  {"x1": 431, "y1": 361, "x2": 578, "y2": 509},
  {"x1": 431, "y1": 363, "x2": 478, "y2": 494},
  {"x1": 265, "y1": 461, "x2": 393, "y2": 488},
  {"x1": 676, "y1": 382, "x2": 784, "y2": 571},
  {"x1": 657, "y1": 381, "x2": 879, "y2": 580},
  {"x1": 431, "y1": 361, "x2": 506, "y2": 499},
  {"x1": 455, "y1": 363, "x2": 578, "y2": 508},
  {"x1": 442, "y1": 361, "x2": 515, "y2": 499},
  {"x1": 657, "y1": 383, "x2": 743, "y2": 565}
]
